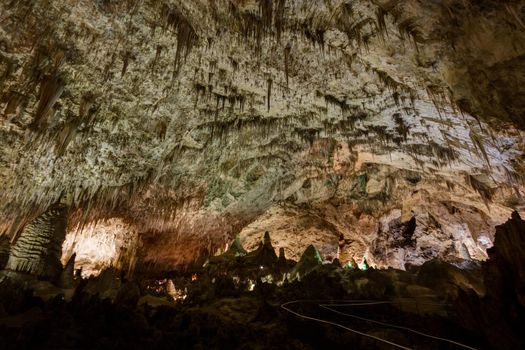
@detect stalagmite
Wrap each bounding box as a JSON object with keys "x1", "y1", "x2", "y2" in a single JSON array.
[
  {"x1": 5, "y1": 204, "x2": 68, "y2": 280},
  {"x1": 58, "y1": 253, "x2": 76, "y2": 288},
  {"x1": 288, "y1": 244, "x2": 322, "y2": 281}
]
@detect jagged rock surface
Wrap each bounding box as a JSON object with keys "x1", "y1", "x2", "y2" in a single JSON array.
[
  {"x1": 0, "y1": 0, "x2": 523, "y2": 271},
  {"x1": 287, "y1": 244, "x2": 322, "y2": 281},
  {"x1": 5, "y1": 205, "x2": 68, "y2": 279},
  {"x1": 456, "y1": 212, "x2": 525, "y2": 349},
  {"x1": 61, "y1": 218, "x2": 139, "y2": 277}
]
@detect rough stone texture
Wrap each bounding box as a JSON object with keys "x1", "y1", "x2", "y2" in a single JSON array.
[
  {"x1": 456, "y1": 212, "x2": 525, "y2": 349},
  {"x1": 287, "y1": 244, "x2": 322, "y2": 281},
  {"x1": 0, "y1": 0, "x2": 524, "y2": 271},
  {"x1": 0, "y1": 235, "x2": 9, "y2": 269},
  {"x1": 485, "y1": 212, "x2": 525, "y2": 310},
  {"x1": 61, "y1": 218, "x2": 140, "y2": 277},
  {"x1": 5, "y1": 205, "x2": 68, "y2": 280},
  {"x1": 240, "y1": 170, "x2": 516, "y2": 270}
]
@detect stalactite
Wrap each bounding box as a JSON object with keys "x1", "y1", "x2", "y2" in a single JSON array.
[
  {"x1": 324, "y1": 94, "x2": 349, "y2": 116},
  {"x1": 469, "y1": 129, "x2": 492, "y2": 170},
  {"x1": 303, "y1": 26, "x2": 326, "y2": 50},
  {"x1": 373, "y1": 0, "x2": 423, "y2": 49},
  {"x1": 375, "y1": 7, "x2": 388, "y2": 40},
  {"x1": 30, "y1": 74, "x2": 65, "y2": 130},
  {"x1": 466, "y1": 174, "x2": 494, "y2": 205},
  {"x1": 151, "y1": 45, "x2": 163, "y2": 72},
  {"x1": 505, "y1": 4, "x2": 525, "y2": 30},
  {"x1": 397, "y1": 17, "x2": 423, "y2": 50},
  {"x1": 373, "y1": 68, "x2": 414, "y2": 108},
  {"x1": 1, "y1": 91, "x2": 27, "y2": 118},
  {"x1": 79, "y1": 91, "x2": 97, "y2": 123},
  {"x1": 162, "y1": 4, "x2": 198, "y2": 75},
  {"x1": 275, "y1": 0, "x2": 287, "y2": 42},
  {"x1": 121, "y1": 51, "x2": 133, "y2": 77},
  {"x1": 284, "y1": 42, "x2": 291, "y2": 87},
  {"x1": 103, "y1": 44, "x2": 120, "y2": 82},
  {"x1": 393, "y1": 113, "x2": 410, "y2": 141},
  {"x1": 328, "y1": 1, "x2": 375, "y2": 51},
  {"x1": 259, "y1": 0, "x2": 274, "y2": 36},
  {"x1": 293, "y1": 127, "x2": 321, "y2": 146},
  {"x1": 267, "y1": 77, "x2": 272, "y2": 112},
  {"x1": 54, "y1": 120, "x2": 78, "y2": 156}
]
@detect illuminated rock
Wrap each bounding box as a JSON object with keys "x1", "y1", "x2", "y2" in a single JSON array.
[
  {"x1": 61, "y1": 218, "x2": 139, "y2": 278},
  {"x1": 0, "y1": 0, "x2": 523, "y2": 271},
  {"x1": 246, "y1": 231, "x2": 278, "y2": 268},
  {"x1": 225, "y1": 235, "x2": 247, "y2": 257},
  {"x1": 5, "y1": 205, "x2": 68, "y2": 280},
  {"x1": 288, "y1": 244, "x2": 323, "y2": 281}
]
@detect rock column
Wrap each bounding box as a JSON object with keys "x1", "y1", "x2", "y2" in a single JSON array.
[{"x1": 5, "y1": 205, "x2": 68, "y2": 280}]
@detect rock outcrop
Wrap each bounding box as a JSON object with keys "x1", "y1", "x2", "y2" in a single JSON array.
[
  {"x1": 486, "y1": 212, "x2": 525, "y2": 308},
  {"x1": 456, "y1": 212, "x2": 525, "y2": 349},
  {"x1": 5, "y1": 205, "x2": 68, "y2": 280},
  {"x1": 287, "y1": 244, "x2": 323, "y2": 281}
]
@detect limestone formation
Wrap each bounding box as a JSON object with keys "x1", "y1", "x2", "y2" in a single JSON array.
[
  {"x1": 456, "y1": 212, "x2": 525, "y2": 349},
  {"x1": 0, "y1": 1, "x2": 524, "y2": 348},
  {"x1": 246, "y1": 231, "x2": 279, "y2": 268},
  {"x1": 288, "y1": 244, "x2": 323, "y2": 281},
  {"x1": 225, "y1": 235, "x2": 248, "y2": 257},
  {"x1": 0, "y1": 0, "x2": 523, "y2": 274},
  {"x1": 486, "y1": 211, "x2": 525, "y2": 309},
  {"x1": 58, "y1": 253, "x2": 76, "y2": 289},
  {"x1": 5, "y1": 205, "x2": 68, "y2": 280}
]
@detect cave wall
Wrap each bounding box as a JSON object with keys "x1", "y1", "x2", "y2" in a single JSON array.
[
  {"x1": 0, "y1": 0, "x2": 524, "y2": 272},
  {"x1": 62, "y1": 217, "x2": 140, "y2": 277},
  {"x1": 240, "y1": 173, "x2": 513, "y2": 270}
]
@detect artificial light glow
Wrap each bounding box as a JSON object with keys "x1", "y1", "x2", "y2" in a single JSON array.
[
  {"x1": 61, "y1": 218, "x2": 139, "y2": 277},
  {"x1": 247, "y1": 279, "x2": 256, "y2": 291},
  {"x1": 166, "y1": 279, "x2": 187, "y2": 302},
  {"x1": 261, "y1": 274, "x2": 273, "y2": 284}
]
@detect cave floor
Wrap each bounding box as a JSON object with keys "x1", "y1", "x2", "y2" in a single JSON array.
[{"x1": 0, "y1": 266, "x2": 488, "y2": 350}]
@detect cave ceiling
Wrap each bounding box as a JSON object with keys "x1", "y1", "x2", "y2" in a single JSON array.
[{"x1": 0, "y1": 0, "x2": 524, "y2": 269}]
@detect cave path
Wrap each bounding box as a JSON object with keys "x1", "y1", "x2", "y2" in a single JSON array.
[{"x1": 281, "y1": 299, "x2": 479, "y2": 350}]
